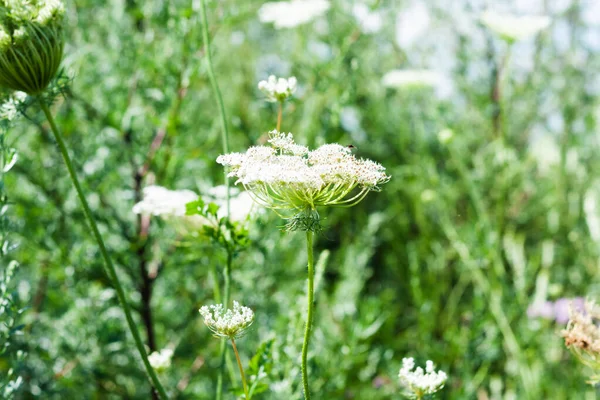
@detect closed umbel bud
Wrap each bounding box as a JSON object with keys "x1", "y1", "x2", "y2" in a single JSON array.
[{"x1": 0, "y1": 0, "x2": 65, "y2": 95}]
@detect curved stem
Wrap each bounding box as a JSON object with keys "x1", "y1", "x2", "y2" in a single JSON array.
[
  {"x1": 231, "y1": 338, "x2": 249, "y2": 399},
  {"x1": 301, "y1": 231, "x2": 315, "y2": 399},
  {"x1": 276, "y1": 101, "x2": 283, "y2": 131},
  {"x1": 38, "y1": 99, "x2": 169, "y2": 400}
]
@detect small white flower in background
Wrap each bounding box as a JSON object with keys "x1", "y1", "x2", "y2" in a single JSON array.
[
  {"x1": 132, "y1": 185, "x2": 259, "y2": 224},
  {"x1": 199, "y1": 301, "x2": 254, "y2": 339},
  {"x1": 382, "y1": 69, "x2": 442, "y2": 89},
  {"x1": 481, "y1": 11, "x2": 551, "y2": 42},
  {"x1": 132, "y1": 186, "x2": 197, "y2": 217},
  {"x1": 0, "y1": 91, "x2": 27, "y2": 122},
  {"x1": 352, "y1": 3, "x2": 383, "y2": 34},
  {"x1": 258, "y1": 75, "x2": 297, "y2": 102},
  {"x1": 399, "y1": 357, "x2": 447, "y2": 398},
  {"x1": 148, "y1": 348, "x2": 173, "y2": 373},
  {"x1": 258, "y1": 0, "x2": 330, "y2": 29}
]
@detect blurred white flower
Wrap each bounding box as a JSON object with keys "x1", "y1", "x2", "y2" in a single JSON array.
[
  {"x1": 132, "y1": 186, "x2": 197, "y2": 217},
  {"x1": 529, "y1": 135, "x2": 560, "y2": 174},
  {"x1": 148, "y1": 348, "x2": 173, "y2": 373},
  {"x1": 481, "y1": 11, "x2": 550, "y2": 42},
  {"x1": 352, "y1": 3, "x2": 382, "y2": 34},
  {"x1": 258, "y1": 75, "x2": 297, "y2": 102},
  {"x1": 0, "y1": 91, "x2": 27, "y2": 121},
  {"x1": 132, "y1": 185, "x2": 259, "y2": 226},
  {"x1": 399, "y1": 357, "x2": 447, "y2": 398},
  {"x1": 199, "y1": 301, "x2": 254, "y2": 339},
  {"x1": 258, "y1": 0, "x2": 330, "y2": 29},
  {"x1": 395, "y1": 3, "x2": 430, "y2": 48},
  {"x1": 382, "y1": 69, "x2": 442, "y2": 89}
]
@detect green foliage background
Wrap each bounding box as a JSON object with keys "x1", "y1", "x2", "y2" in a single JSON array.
[{"x1": 1, "y1": 0, "x2": 599, "y2": 398}]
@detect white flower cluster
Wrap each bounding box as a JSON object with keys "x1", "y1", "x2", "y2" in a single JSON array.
[
  {"x1": 1, "y1": 0, "x2": 65, "y2": 27},
  {"x1": 258, "y1": 0, "x2": 330, "y2": 29},
  {"x1": 0, "y1": 91, "x2": 26, "y2": 121},
  {"x1": 35, "y1": 0, "x2": 66, "y2": 26},
  {"x1": 132, "y1": 185, "x2": 258, "y2": 224},
  {"x1": 199, "y1": 301, "x2": 254, "y2": 339},
  {"x1": 217, "y1": 130, "x2": 389, "y2": 217},
  {"x1": 258, "y1": 75, "x2": 297, "y2": 103},
  {"x1": 481, "y1": 11, "x2": 551, "y2": 42},
  {"x1": 148, "y1": 348, "x2": 174, "y2": 373},
  {"x1": 399, "y1": 357, "x2": 447, "y2": 398},
  {"x1": 133, "y1": 186, "x2": 197, "y2": 217}
]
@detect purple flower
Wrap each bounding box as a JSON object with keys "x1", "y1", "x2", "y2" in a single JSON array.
[{"x1": 527, "y1": 297, "x2": 585, "y2": 324}]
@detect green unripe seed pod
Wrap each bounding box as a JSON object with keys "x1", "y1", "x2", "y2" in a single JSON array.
[{"x1": 0, "y1": 0, "x2": 65, "y2": 95}]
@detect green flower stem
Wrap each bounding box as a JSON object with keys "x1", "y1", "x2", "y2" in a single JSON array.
[
  {"x1": 301, "y1": 231, "x2": 315, "y2": 399},
  {"x1": 199, "y1": 1, "x2": 232, "y2": 398},
  {"x1": 199, "y1": 0, "x2": 230, "y2": 215},
  {"x1": 38, "y1": 99, "x2": 169, "y2": 400},
  {"x1": 276, "y1": 101, "x2": 283, "y2": 131},
  {"x1": 231, "y1": 338, "x2": 249, "y2": 399}
]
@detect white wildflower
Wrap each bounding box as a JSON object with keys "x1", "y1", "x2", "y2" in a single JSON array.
[
  {"x1": 258, "y1": 75, "x2": 297, "y2": 102},
  {"x1": 382, "y1": 69, "x2": 442, "y2": 89},
  {"x1": 399, "y1": 357, "x2": 447, "y2": 398},
  {"x1": 207, "y1": 185, "x2": 261, "y2": 222},
  {"x1": 133, "y1": 185, "x2": 259, "y2": 226},
  {"x1": 148, "y1": 348, "x2": 174, "y2": 373},
  {"x1": 132, "y1": 186, "x2": 197, "y2": 217},
  {"x1": 352, "y1": 4, "x2": 383, "y2": 34},
  {"x1": 481, "y1": 11, "x2": 550, "y2": 42},
  {"x1": 258, "y1": 0, "x2": 330, "y2": 29},
  {"x1": 0, "y1": 91, "x2": 27, "y2": 121},
  {"x1": 199, "y1": 301, "x2": 254, "y2": 339},
  {"x1": 268, "y1": 130, "x2": 309, "y2": 156},
  {"x1": 217, "y1": 132, "x2": 389, "y2": 230},
  {"x1": 35, "y1": 0, "x2": 65, "y2": 25}
]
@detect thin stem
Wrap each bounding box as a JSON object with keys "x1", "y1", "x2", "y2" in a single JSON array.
[
  {"x1": 199, "y1": 0, "x2": 230, "y2": 215},
  {"x1": 38, "y1": 99, "x2": 169, "y2": 400},
  {"x1": 301, "y1": 231, "x2": 315, "y2": 400},
  {"x1": 276, "y1": 101, "x2": 283, "y2": 131},
  {"x1": 230, "y1": 338, "x2": 249, "y2": 400},
  {"x1": 199, "y1": 2, "x2": 232, "y2": 398}
]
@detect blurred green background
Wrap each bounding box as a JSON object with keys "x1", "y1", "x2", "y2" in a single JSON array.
[{"x1": 2, "y1": 0, "x2": 600, "y2": 398}]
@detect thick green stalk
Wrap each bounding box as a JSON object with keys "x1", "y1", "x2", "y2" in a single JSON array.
[
  {"x1": 301, "y1": 231, "x2": 315, "y2": 399},
  {"x1": 231, "y1": 338, "x2": 249, "y2": 400},
  {"x1": 199, "y1": 2, "x2": 232, "y2": 398},
  {"x1": 39, "y1": 99, "x2": 169, "y2": 400}
]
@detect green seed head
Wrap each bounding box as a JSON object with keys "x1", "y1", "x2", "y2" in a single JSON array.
[{"x1": 0, "y1": 0, "x2": 65, "y2": 95}]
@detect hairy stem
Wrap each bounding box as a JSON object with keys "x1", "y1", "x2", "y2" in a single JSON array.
[
  {"x1": 39, "y1": 99, "x2": 169, "y2": 400},
  {"x1": 301, "y1": 231, "x2": 315, "y2": 399},
  {"x1": 231, "y1": 338, "x2": 249, "y2": 399}
]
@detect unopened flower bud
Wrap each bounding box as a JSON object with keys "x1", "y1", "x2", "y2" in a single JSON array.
[{"x1": 0, "y1": 0, "x2": 66, "y2": 95}]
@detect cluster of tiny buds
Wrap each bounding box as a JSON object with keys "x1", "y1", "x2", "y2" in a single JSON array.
[
  {"x1": 399, "y1": 357, "x2": 447, "y2": 398},
  {"x1": 258, "y1": 75, "x2": 297, "y2": 102},
  {"x1": 199, "y1": 301, "x2": 254, "y2": 339}
]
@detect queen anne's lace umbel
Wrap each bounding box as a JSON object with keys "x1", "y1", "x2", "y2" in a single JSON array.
[
  {"x1": 398, "y1": 357, "x2": 447, "y2": 398},
  {"x1": 217, "y1": 130, "x2": 389, "y2": 229},
  {"x1": 199, "y1": 301, "x2": 254, "y2": 339}
]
